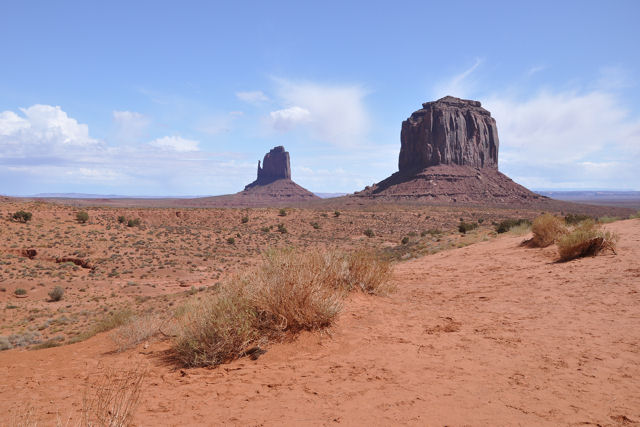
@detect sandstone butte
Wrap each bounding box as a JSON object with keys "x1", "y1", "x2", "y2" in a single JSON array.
[{"x1": 354, "y1": 96, "x2": 547, "y2": 206}]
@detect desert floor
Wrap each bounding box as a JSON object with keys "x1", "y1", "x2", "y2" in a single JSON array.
[{"x1": 1, "y1": 212, "x2": 638, "y2": 426}]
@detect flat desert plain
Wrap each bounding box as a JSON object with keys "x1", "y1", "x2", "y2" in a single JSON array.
[{"x1": 1, "y1": 200, "x2": 639, "y2": 426}]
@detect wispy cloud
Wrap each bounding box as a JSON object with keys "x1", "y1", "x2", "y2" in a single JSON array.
[
  {"x1": 485, "y1": 88, "x2": 640, "y2": 189},
  {"x1": 236, "y1": 90, "x2": 270, "y2": 104},
  {"x1": 432, "y1": 58, "x2": 482, "y2": 99},
  {"x1": 112, "y1": 110, "x2": 150, "y2": 143},
  {"x1": 266, "y1": 78, "x2": 371, "y2": 147}
]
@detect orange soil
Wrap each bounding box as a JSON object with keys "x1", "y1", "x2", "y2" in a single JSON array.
[{"x1": 1, "y1": 219, "x2": 639, "y2": 425}]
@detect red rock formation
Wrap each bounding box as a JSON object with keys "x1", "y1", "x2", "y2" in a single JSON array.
[
  {"x1": 245, "y1": 146, "x2": 291, "y2": 189},
  {"x1": 399, "y1": 96, "x2": 498, "y2": 172},
  {"x1": 355, "y1": 96, "x2": 546, "y2": 206}
]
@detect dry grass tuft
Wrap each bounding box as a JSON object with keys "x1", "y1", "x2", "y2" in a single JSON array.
[
  {"x1": 173, "y1": 281, "x2": 260, "y2": 367},
  {"x1": 557, "y1": 220, "x2": 618, "y2": 262},
  {"x1": 173, "y1": 248, "x2": 392, "y2": 367},
  {"x1": 82, "y1": 366, "x2": 146, "y2": 427},
  {"x1": 531, "y1": 213, "x2": 568, "y2": 247},
  {"x1": 110, "y1": 313, "x2": 161, "y2": 352}
]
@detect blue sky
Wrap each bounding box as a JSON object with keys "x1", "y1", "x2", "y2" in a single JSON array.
[{"x1": 1, "y1": 1, "x2": 639, "y2": 195}]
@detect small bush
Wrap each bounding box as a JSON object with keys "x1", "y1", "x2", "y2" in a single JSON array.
[
  {"x1": 598, "y1": 216, "x2": 620, "y2": 224},
  {"x1": 261, "y1": 226, "x2": 270, "y2": 233},
  {"x1": 278, "y1": 208, "x2": 287, "y2": 217},
  {"x1": 277, "y1": 223, "x2": 287, "y2": 234},
  {"x1": 173, "y1": 248, "x2": 392, "y2": 367},
  {"x1": 401, "y1": 236, "x2": 409, "y2": 245},
  {"x1": 557, "y1": 220, "x2": 618, "y2": 261},
  {"x1": 14, "y1": 288, "x2": 27, "y2": 296},
  {"x1": 564, "y1": 213, "x2": 593, "y2": 225},
  {"x1": 226, "y1": 237, "x2": 235, "y2": 244},
  {"x1": 0, "y1": 336, "x2": 11, "y2": 351},
  {"x1": 241, "y1": 216, "x2": 249, "y2": 224},
  {"x1": 421, "y1": 228, "x2": 441, "y2": 237},
  {"x1": 531, "y1": 214, "x2": 567, "y2": 247},
  {"x1": 110, "y1": 314, "x2": 160, "y2": 352},
  {"x1": 12, "y1": 210, "x2": 32, "y2": 223},
  {"x1": 495, "y1": 218, "x2": 531, "y2": 233},
  {"x1": 334, "y1": 211, "x2": 341, "y2": 217},
  {"x1": 458, "y1": 221, "x2": 478, "y2": 234},
  {"x1": 311, "y1": 222, "x2": 320, "y2": 229},
  {"x1": 48, "y1": 286, "x2": 64, "y2": 301},
  {"x1": 363, "y1": 228, "x2": 375, "y2": 238},
  {"x1": 76, "y1": 211, "x2": 89, "y2": 223},
  {"x1": 117, "y1": 215, "x2": 126, "y2": 224},
  {"x1": 127, "y1": 218, "x2": 141, "y2": 228}
]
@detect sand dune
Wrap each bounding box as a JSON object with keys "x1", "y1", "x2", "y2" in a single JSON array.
[{"x1": 1, "y1": 220, "x2": 639, "y2": 426}]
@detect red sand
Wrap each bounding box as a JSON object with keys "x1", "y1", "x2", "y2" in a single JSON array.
[{"x1": 1, "y1": 220, "x2": 639, "y2": 426}]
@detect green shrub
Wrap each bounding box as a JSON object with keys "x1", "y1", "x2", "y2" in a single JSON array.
[
  {"x1": 334, "y1": 211, "x2": 341, "y2": 217},
  {"x1": 564, "y1": 213, "x2": 593, "y2": 225},
  {"x1": 76, "y1": 211, "x2": 89, "y2": 223},
  {"x1": 14, "y1": 288, "x2": 27, "y2": 296},
  {"x1": 598, "y1": 216, "x2": 620, "y2": 224},
  {"x1": 557, "y1": 220, "x2": 618, "y2": 261},
  {"x1": 12, "y1": 211, "x2": 32, "y2": 223},
  {"x1": 495, "y1": 218, "x2": 531, "y2": 233},
  {"x1": 421, "y1": 228, "x2": 441, "y2": 237},
  {"x1": 458, "y1": 221, "x2": 478, "y2": 234},
  {"x1": 311, "y1": 222, "x2": 320, "y2": 229},
  {"x1": 260, "y1": 226, "x2": 270, "y2": 233},
  {"x1": 127, "y1": 218, "x2": 141, "y2": 227},
  {"x1": 241, "y1": 216, "x2": 249, "y2": 224},
  {"x1": 226, "y1": 237, "x2": 235, "y2": 244},
  {"x1": 48, "y1": 286, "x2": 64, "y2": 301},
  {"x1": 401, "y1": 236, "x2": 409, "y2": 245},
  {"x1": 278, "y1": 208, "x2": 287, "y2": 217},
  {"x1": 531, "y1": 214, "x2": 567, "y2": 247},
  {"x1": 363, "y1": 228, "x2": 374, "y2": 238},
  {"x1": 277, "y1": 223, "x2": 287, "y2": 234},
  {"x1": 117, "y1": 215, "x2": 126, "y2": 224}
]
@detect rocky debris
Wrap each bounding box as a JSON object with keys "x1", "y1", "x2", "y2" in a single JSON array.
[
  {"x1": 399, "y1": 96, "x2": 499, "y2": 173},
  {"x1": 354, "y1": 164, "x2": 544, "y2": 205},
  {"x1": 245, "y1": 146, "x2": 291, "y2": 189}
]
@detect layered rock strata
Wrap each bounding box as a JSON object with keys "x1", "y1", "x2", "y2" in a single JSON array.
[{"x1": 399, "y1": 96, "x2": 498, "y2": 172}]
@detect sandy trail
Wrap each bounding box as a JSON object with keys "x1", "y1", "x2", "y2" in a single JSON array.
[{"x1": 2, "y1": 220, "x2": 639, "y2": 426}]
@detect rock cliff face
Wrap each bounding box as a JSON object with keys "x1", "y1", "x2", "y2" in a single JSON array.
[
  {"x1": 354, "y1": 96, "x2": 546, "y2": 206},
  {"x1": 246, "y1": 146, "x2": 291, "y2": 189},
  {"x1": 237, "y1": 146, "x2": 318, "y2": 205},
  {"x1": 398, "y1": 96, "x2": 499, "y2": 173}
]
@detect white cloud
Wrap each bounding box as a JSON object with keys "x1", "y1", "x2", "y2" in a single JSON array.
[
  {"x1": 112, "y1": 110, "x2": 150, "y2": 142},
  {"x1": 268, "y1": 106, "x2": 311, "y2": 131},
  {"x1": 149, "y1": 136, "x2": 199, "y2": 152},
  {"x1": 268, "y1": 78, "x2": 370, "y2": 146},
  {"x1": 236, "y1": 90, "x2": 269, "y2": 104},
  {"x1": 484, "y1": 90, "x2": 640, "y2": 189},
  {"x1": 0, "y1": 105, "x2": 100, "y2": 158},
  {"x1": 433, "y1": 58, "x2": 482, "y2": 99}
]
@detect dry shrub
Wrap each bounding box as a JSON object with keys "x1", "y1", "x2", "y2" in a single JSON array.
[
  {"x1": 82, "y1": 366, "x2": 146, "y2": 427},
  {"x1": 531, "y1": 213, "x2": 568, "y2": 247},
  {"x1": 110, "y1": 314, "x2": 161, "y2": 352},
  {"x1": 249, "y1": 249, "x2": 345, "y2": 333},
  {"x1": 557, "y1": 220, "x2": 618, "y2": 261},
  {"x1": 345, "y1": 250, "x2": 393, "y2": 295},
  {"x1": 173, "y1": 281, "x2": 259, "y2": 367},
  {"x1": 173, "y1": 248, "x2": 392, "y2": 367}
]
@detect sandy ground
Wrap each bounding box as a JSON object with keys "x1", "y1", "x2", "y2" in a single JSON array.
[{"x1": 1, "y1": 219, "x2": 639, "y2": 426}]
